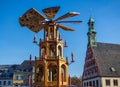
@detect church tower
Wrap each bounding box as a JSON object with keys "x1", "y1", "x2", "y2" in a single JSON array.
[
  {"x1": 87, "y1": 16, "x2": 97, "y2": 46},
  {"x1": 82, "y1": 17, "x2": 99, "y2": 87}
]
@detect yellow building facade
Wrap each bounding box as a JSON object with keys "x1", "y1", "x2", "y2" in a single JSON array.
[{"x1": 13, "y1": 60, "x2": 34, "y2": 86}]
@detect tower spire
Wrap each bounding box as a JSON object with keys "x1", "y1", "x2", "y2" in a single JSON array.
[{"x1": 87, "y1": 16, "x2": 97, "y2": 46}]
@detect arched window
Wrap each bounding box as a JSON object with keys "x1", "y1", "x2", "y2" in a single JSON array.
[
  {"x1": 49, "y1": 45, "x2": 55, "y2": 57},
  {"x1": 45, "y1": 31, "x2": 48, "y2": 37},
  {"x1": 50, "y1": 28, "x2": 54, "y2": 39},
  {"x1": 61, "y1": 64, "x2": 66, "y2": 81},
  {"x1": 36, "y1": 65, "x2": 44, "y2": 82},
  {"x1": 58, "y1": 46, "x2": 62, "y2": 56},
  {"x1": 48, "y1": 64, "x2": 57, "y2": 81},
  {"x1": 41, "y1": 47, "x2": 46, "y2": 57}
]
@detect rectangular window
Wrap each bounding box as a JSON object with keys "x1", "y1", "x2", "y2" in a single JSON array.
[
  {"x1": 84, "y1": 82, "x2": 86, "y2": 86},
  {"x1": 113, "y1": 80, "x2": 118, "y2": 86},
  {"x1": 20, "y1": 76, "x2": 24, "y2": 80},
  {"x1": 93, "y1": 81, "x2": 95, "y2": 86},
  {"x1": 87, "y1": 82, "x2": 88, "y2": 86},
  {"x1": 16, "y1": 76, "x2": 18, "y2": 80},
  {"x1": 8, "y1": 81, "x2": 11, "y2": 85},
  {"x1": 96, "y1": 80, "x2": 99, "y2": 86},
  {"x1": 3, "y1": 81, "x2": 6, "y2": 85},
  {"x1": 89, "y1": 81, "x2": 92, "y2": 86},
  {"x1": 106, "y1": 79, "x2": 110, "y2": 86},
  {"x1": 26, "y1": 75, "x2": 28, "y2": 79}
]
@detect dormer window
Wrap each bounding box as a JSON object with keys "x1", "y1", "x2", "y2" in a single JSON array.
[{"x1": 109, "y1": 67, "x2": 116, "y2": 72}]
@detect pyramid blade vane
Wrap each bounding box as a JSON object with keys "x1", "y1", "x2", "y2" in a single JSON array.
[
  {"x1": 57, "y1": 21, "x2": 82, "y2": 24},
  {"x1": 54, "y1": 12, "x2": 80, "y2": 21},
  {"x1": 19, "y1": 8, "x2": 46, "y2": 33},
  {"x1": 42, "y1": 6, "x2": 60, "y2": 19},
  {"x1": 58, "y1": 24, "x2": 75, "y2": 31}
]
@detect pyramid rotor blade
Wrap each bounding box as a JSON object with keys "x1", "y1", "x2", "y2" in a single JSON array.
[
  {"x1": 57, "y1": 21, "x2": 82, "y2": 24},
  {"x1": 54, "y1": 12, "x2": 80, "y2": 21},
  {"x1": 58, "y1": 24, "x2": 75, "y2": 31},
  {"x1": 19, "y1": 8, "x2": 46, "y2": 33},
  {"x1": 42, "y1": 6, "x2": 60, "y2": 19}
]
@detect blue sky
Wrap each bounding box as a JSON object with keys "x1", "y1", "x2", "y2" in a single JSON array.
[{"x1": 0, "y1": 0, "x2": 120, "y2": 77}]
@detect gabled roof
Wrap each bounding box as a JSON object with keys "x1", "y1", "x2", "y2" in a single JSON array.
[
  {"x1": 0, "y1": 65, "x2": 12, "y2": 70},
  {"x1": 16, "y1": 60, "x2": 34, "y2": 72},
  {"x1": 93, "y1": 42, "x2": 120, "y2": 77}
]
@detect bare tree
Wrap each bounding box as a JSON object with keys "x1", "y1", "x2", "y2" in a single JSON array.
[{"x1": 71, "y1": 76, "x2": 82, "y2": 87}]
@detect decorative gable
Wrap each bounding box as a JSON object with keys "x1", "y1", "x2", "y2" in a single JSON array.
[{"x1": 82, "y1": 43, "x2": 100, "y2": 80}]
